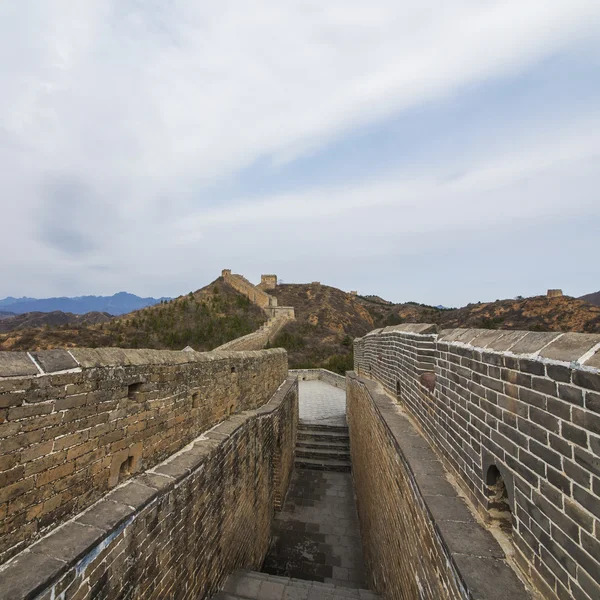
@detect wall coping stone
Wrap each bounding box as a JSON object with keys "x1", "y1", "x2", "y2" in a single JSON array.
[
  {"x1": 348, "y1": 372, "x2": 532, "y2": 600},
  {"x1": 0, "y1": 347, "x2": 286, "y2": 378},
  {"x1": 436, "y1": 328, "x2": 600, "y2": 370},
  {"x1": 358, "y1": 326, "x2": 600, "y2": 372},
  {"x1": 0, "y1": 375, "x2": 298, "y2": 600}
]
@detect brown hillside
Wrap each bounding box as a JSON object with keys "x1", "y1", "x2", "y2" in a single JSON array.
[
  {"x1": 0, "y1": 278, "x2": 265, "y2": 352},
  {"x1": 0, "y1": 311, "x2": 111, "y2": 333},
  {"x1": 265, "y1": 283, "x2": 374, "y2": 371},
  {"x1": 580, "y1": 291, "x2": 600, "y2": 307},
  {"x1": 356, "y1": 294, "x2": 600, "y2": 333}
]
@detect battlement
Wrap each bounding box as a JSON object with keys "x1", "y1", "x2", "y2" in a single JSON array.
[
  {"x1": 0, "y1": 347, "x2": 287, "y2": 564},
  {"x1": 259, "y1": 274, "x2": 278, "y2": 290}
]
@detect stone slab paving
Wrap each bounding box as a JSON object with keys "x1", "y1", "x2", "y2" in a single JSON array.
[
  {"x1": 262, "y1": 469, "x2": 367, "y2": 589},
  {"x1": 298, "y1": 381, "x2": 346, "y2": 427}
]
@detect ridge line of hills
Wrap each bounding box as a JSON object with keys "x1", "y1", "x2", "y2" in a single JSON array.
[
  {"x1": 0, "y1": 279, "x2": 598, "y2": 374},
  {"x1": 0, "y1": 292, "x2": 170, "y2": 316}
]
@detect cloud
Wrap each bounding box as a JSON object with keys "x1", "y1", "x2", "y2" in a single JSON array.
[{"x1": 0, "y1": 1, "x2": 599, "y2": 303}]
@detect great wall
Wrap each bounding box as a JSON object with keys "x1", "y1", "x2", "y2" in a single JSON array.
[{"x1": 0, "y1": 273, "x2": 599, "y2": 600}]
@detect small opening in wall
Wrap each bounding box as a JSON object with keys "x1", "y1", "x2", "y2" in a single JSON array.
[
  {"x1": 486, "y1": 465, "x2": 512, "y2": 532},
  {"x1": 396, "y1": 380, "x2": 401, "y2": 397},
  {"x1": 192, "y1": 392, "x2": 200, "y2": 408},
  {"x1": 128, "y1": 382, "x2": 143, "y2": 400},
  {"x1": 231, "y1": 365, "x2": 236, "y2": 374},
  {"x1": 120, "y1": 456, "x2": 134, "y2": 478}
]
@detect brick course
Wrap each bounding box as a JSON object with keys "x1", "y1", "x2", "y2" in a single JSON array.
[
  {"x1": 0, "y1": 375, "x2": 298, "y2": 600},
  {"x1": 0, "y1": 347, "x2": 287, "y2": 564},
  {"x1": 354, "y1": 325, "x2": 600, "y2": 600}
]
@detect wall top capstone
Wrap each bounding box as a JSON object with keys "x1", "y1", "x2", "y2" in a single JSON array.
[{"x1": 0, "y1": 347, "x2": 286, "y2": 378}]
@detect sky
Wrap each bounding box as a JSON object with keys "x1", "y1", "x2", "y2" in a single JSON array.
[{"x1": 0, "y1": 1, "x2": 599, "y2": 307}]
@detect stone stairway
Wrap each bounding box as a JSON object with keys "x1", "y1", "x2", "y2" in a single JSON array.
[
  {"x1": 295, "y1": 423, "x2": 351, "y2": 473},
  {"x1": 213, "y1": 569, "x2": 378, "y2": 600}
]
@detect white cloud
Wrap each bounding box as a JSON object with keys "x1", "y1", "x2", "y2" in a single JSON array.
[{"x1": 0, "y1": 1, "x2": 599, "y2": 300}]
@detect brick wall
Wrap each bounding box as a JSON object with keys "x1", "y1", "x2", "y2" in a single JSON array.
[
  {"x1": 354, "y1": 325, "x2": 600, "y2": 600},
  {"x1": 347, "y1": 375, "x2": 467, "y2": 599},
  {"x1": 0, "y1": 376, "x2": 298, "y2": 600},
  {"x1": 216, "y1": 315, "x2": 292, "y2": 351},
  {"x1": 0, "y1": 347, "x2": 287, "y2": 564},
  {"x1": 222, "y1": 272, "x2": 275, "y2": 309}
]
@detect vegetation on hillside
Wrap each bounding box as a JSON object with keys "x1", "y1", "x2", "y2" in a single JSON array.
[
  {"x1": 265, "y1": 283, "x2": 373, "y2": 373},
  {"x1": 0, "y1": 278, "x2": 265, "y2": 352},
  {"x1": 356, "y1": 294, "x2": 600, "y2": 334}
]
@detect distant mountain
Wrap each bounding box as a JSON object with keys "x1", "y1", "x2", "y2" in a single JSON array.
[
  {"x1": 580, "y1": 291, "x2": 600, "y2": 307},
  {"x1": 0, "y1": 311, "x2": 16, "y2": 320},
  {"x1": 0, "y1": 311, "x2": 112, "y2": 334},
  {"x1": 0, "y1": 292, "x2": 170, "y2": 316},
  {"x1": 0, "y1": 278, "x2": 265, "y2": 352}
]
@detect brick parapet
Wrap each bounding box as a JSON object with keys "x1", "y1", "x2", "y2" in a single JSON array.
[
  {"x1": 347, "y1": 372, "x2": 530, "y2": 600},
  {"x1": 354, "y1": 326, "x2": 600, "y2": 600},
  {"x1": 0, "y1": 347, "x2": 287, "y2": 564},
  {"x1": 215, "y1": 315, "x2": 293, "y2": 351},
  {"x1": 0, "y1": 375, "x2": 298, "y2": 600}
]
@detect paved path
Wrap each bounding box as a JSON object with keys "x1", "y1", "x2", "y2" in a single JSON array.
[
  {"x1": 262, "y1": 469, "x2": 368, "y2": 588},
  {"x1": 261, "y1": 380, "x2": 369, "y2": 590},
  {"x1": 298, "y1": 380, "x2": 346, "y2": 427}
]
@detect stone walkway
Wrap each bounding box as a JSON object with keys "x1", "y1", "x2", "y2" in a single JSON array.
[
  {"x1": 261, "y1": 379, "x2": 369, "y2": 589},
  {"x1": 298, "y1": 381, "x2": 346, "y2": 427},
  {"x1": 262, "y1": 469, "x2": 367, "y2": 588}
]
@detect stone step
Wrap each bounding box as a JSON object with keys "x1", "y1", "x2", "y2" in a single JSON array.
[
  {"x1": 296, "y1": 447, "x2": 350, "y2": 461},
  {"x1": 295, "y1": 457, "x2": 352, "y2": 473},
  {"x1": 298, "y1": 423, "x2": 349, "y2": 433},
  {"x1": 296, "y1": 439, "x2": 350, "y2": 451},
  {"x1": 298, "y1": 430, "x2": 349, "y2": 443},
  {"x1": 216, "y1": 570, "x2": 378, "y2": 600}
]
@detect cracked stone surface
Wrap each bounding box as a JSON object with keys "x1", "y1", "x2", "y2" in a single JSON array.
[{"x1": 299, "y1": 381, "x2": 346, "y2": 427}]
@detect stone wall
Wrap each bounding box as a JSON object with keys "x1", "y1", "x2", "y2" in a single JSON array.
[
  {"x1": 216, "y1": 315, "x2": 292, "y2": 352},
  {"x1": 222, "y1": 271, "x2": 275, "y2": 309},
  {"x1": 0, "y1": 347, "x2": 287, "y2": 564},
  {"x1": 290, "y1": 368, "x2": 346, "y2": 390},
  {"x1": 347, "y1": 373, "x2": 529, "y2": 600},
  {"x1": 0, "y1": 376, "x2": 299, "y2": 600},
  {"x1": 354, "y1": 325, "x2": 600, "y2": 600}
]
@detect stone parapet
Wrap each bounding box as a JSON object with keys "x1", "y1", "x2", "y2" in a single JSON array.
[
  {"x1": 347, "y1": 373, "x2": 530, "y2": 600},
  {"x1": 0, "y1": 376, "x2": 299, "y2": 600},
  {"x1": 354, "y1": 326, "x2": 600, "y2": 600},
  {"x1": 0, "y1": 347, "x2": 287, "y2": 564}
]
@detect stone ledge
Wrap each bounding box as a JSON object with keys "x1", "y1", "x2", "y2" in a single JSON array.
[
  {"x1": 0, "y1": 347, "x2": 286, "y2": 378},
  {"x1": 0, "y1": 375, "x2": 298, "y2": 600},
  {"x1": 437, "y1": 328, "x2": 600, "y2": 369},
  {"x1": 348, "y1": 373, "x2": 531, "y2": 600}
]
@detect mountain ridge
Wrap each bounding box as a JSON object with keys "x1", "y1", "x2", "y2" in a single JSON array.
[
  {"x1": 0, "y1": 292, "x2": 170, "y2": 316},
  {"x1": 580, "y1": 290, "x2": 600, "y2": 306}
]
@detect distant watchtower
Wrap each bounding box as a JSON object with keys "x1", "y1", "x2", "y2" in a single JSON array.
[
  {"x1": 547, "y1": 289, "x2": 563, "y2": 298},
  {"x1": 260, "y1": 274, "x2": 278, "y2": 290}
]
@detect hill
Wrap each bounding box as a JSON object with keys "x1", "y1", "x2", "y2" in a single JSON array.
[
  {"x1": 355, "y1": 294, "x2": 600, "y2": 333},
  {"x1": 0, "y1": 278, "x2": 265, "y2": 352},
  {"x1": 580, "y1": 291, "x2": 600, "y2": 307},
  {"x1": 265, "y1": 283, "x2": 375, "y2": 372},
  {"x1": 0, "y1": 311, "x2": 111, "y2": 333},
  {"x1": 0, "y1": 292, "x2": 170, "y2": 316},
  {"x1": 0, "y1": 311, "x2": 15, "y2": 320}
]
